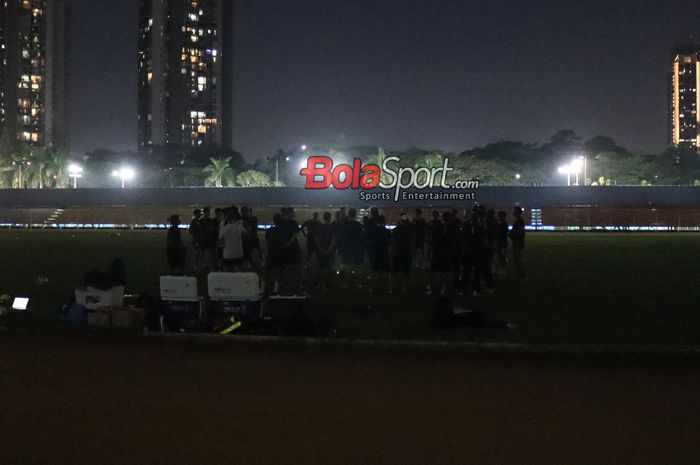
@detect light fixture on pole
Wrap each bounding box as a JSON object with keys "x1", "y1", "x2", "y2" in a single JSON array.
[
  {"x1": 112, "y1": 167, "x2": 136, "y2": 188},
  {"x1": 558, "y1": 165, "x2": 571, "y2": 186},
  {"x1": 571, "y1": 158, "x2": 584, "y2": 186},
  {"x1": 68, "y1": 163, "x2": 83, "y2": 189}
]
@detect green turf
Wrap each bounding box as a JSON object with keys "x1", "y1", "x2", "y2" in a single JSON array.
[{"x1": 1, "y1": 229, "x2": 699, "y2": 345}]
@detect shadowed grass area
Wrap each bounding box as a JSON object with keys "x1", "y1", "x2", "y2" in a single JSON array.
[{"x1": 1, "y1": 229, "x2": 699, "y2": 345}]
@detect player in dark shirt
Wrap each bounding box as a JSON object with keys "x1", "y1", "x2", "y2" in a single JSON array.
[
  {"x1": 301, "y1": 212, "x2": 322, "y2": 262},
  {"x1": 189, "y1": 209, "x2": 203, "y2": 271},
  {"x1": 214, "y1": 208, "x2": 224, "y2": 270},
  {"x1": 427, "y1": 212, "x2": 450, "y2": 295},
  {"x1": 472, "y1": 205, "x2": 494, "y2": 295},
  {"x1": 265, "y1": 214, "x2": 286, "y2": 294},
  {"x1": 166, "y1": 214, "x2": 186, "y2": 275},
  {"x1": 197, "y1": 207, "x2": 217, "y2": 272},
  {"x1": 509, "y1": 206, "x2": 526, "y2": 278},
  {"x1": 242, "y1": 206, "x2": 262, "y2": 272},
  {"x1": 338, "y1": 208, "x2": 365, "y2": 288},
  {"x1": 315, "y1": 212, "x2": 338, "y2": 290},
  {"x1": 495, "y1": 210, "x2": 509, "y2": 268},
  {"x1": 458, "y1": 213, "x2": 475, "y2": 293},
  {"x1": 280, "y1": 207, "x2": 302, "y2": 293},
  {"x1": 391, "y1": 213, "x2": 414, "y2": 294},
  {"x1": 445, "y1": 210, "x2": 462, "y2": 291},
  {"x1": 412, "y1": 209, "x2": 428, "y2": 270},
  {"x1": 365, "y1": 208, "x2": 390, "y2": 292},
  {"x1": 426, "y1": 210, "x2": 440, "y2": 266}
]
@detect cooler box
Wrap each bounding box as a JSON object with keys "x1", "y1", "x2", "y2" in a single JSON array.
[
  {"x1": 160, "y1": 276, "x2": 198, "y2": 301},
  {"x1": 208, "y1": 273, "x2": 261, "y2": 323},
  {"x1": 207, "y1": 272, "x2": 260, "y2": 300},
  {"x1": 261, "y1": 296, "x2": 312, "y2": 335},
  {"x1": 160, "y1": 276, "x2": 203, "y2": 332},
  {"x1": 208, "y1": 300, "x2": 262, "y2": 322}
]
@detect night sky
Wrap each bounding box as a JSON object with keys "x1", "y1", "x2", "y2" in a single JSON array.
[{"x1": 68, "y1": 0, "x2": 700, "y2": 159}]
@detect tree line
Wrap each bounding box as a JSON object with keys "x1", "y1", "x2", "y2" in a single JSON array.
[{"x1": 0, "y1": 130, "x2": 698, "y2": 188}]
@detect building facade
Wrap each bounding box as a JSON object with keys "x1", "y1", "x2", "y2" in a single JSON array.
[
  {"x1": 0, "y1": 0, "x2": 71, "y2": 150},
  {"x1": 138, "y1": 0, "x2": 233, "y2": 151},
  {"x1": 669, "y1": 43, "x2": 700, "y2": 148}
]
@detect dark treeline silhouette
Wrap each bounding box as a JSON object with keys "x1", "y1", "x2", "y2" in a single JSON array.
[{"x1": 58, "y1": 130, "x2": 700, "y2": 189}]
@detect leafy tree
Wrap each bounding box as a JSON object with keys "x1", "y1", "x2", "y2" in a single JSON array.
[
  {"x1": 236, "y1": 170, "x2": 272, "y2": 187},
  {"x1": 202, "y1": 157, "x2": 235, "y2": 187},
  {"x1": 584, "y1": 135, "x2": 626, "y2": 155}
]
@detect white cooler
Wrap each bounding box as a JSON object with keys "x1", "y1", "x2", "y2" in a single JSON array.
[
  {"x1": 160, "y1": 276, "x2": 203, "y2": 330},
  {"x1": 207, "y1": 273, "x2": 261, "y2": 322},
  {"x1": 160, "y1": 276, "x2": 198, "y2": 301},
  {"x1": 207, "y1": 272, "x2": 261, "y2": 300}
]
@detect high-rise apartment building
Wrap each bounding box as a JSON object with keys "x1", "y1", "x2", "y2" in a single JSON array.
[
  {"x1": 138, "y1": 0, "x2": 233, "y2": 151},
  {"x1": 0, "y1": 0, "x2": 71, "y2": 149},
  {"x1": 669, "y1": 43, "x2": 700, "y2": 148}
]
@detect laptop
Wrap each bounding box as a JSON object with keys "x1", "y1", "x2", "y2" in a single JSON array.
[{"x1": 12, "y1": 297, "x2": 29, "y2": 311}]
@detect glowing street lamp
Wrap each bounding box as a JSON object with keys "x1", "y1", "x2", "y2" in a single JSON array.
[
  {"x1": 515, "y1": 173, "x2": 521, "y2": 183},
  {"x1": 571, "y1": 158, "x2": 584, "y2": 186},
  {"x1": 112, "y1": 167, "x2": 136, "y2": 188},
  {"x1": 68, "y1": 163, "x2": 83, "y2": 189},
  {"x1": 558, "y1": 164, "x2": 580, "y2": 186}
]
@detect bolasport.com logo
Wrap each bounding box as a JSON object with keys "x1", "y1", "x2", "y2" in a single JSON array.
[{"x1": 299, "y1": 156, "x2": 480, "y2": 202}]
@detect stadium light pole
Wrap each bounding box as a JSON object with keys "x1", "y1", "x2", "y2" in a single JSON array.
[
  {"x1": 572, "y1": 157, "x2": 587, "y2": 186},
  {"x1": 267, "y1": 150, "x2": 288, "y2": 185},
  {"x1": 68, "y1": 164, "x2": 83, "y2": 189},
  {"x1": 112, "y1": 167, "x2": 136, "y2": 188},
  {"x1": 571, "y1": 158, "x2": 584, "y2": 186},
  {"x1": 558, "y1": 165, "x2": 572, "y2": 186}
]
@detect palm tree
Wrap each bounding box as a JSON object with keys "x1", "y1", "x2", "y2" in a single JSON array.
[
  {"x1": 9, "y1": 148, "x2": 32, "y2": 189},
  {"x1": 24, "y1": 155, "x2": 45, "y2": 188},
  {"x1": 202, "y1": 157, "x2": 234, "y2": 187},
  {"x1": 42, "y1": 147, "x2": 70, "y2": 188}
]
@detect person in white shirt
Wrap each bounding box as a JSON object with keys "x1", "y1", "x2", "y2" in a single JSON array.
[{"x1": 218, "y1": 207, "x2": 248, "y2": 271}]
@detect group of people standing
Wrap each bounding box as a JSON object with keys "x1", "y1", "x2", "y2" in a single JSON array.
[
  {"x1": 166, "y1": 206, "x2": 261, "y2": 276},
  {"x1": 166, "y1": 204, "x2": 527, "y2": 296}
]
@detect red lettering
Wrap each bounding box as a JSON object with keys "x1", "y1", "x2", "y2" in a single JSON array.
[
  {"x1": 332, "y1": 164, "x2": 353, "y2": 190},
  {"x1": 352, "y1": 158, "x2": 362, "y2": 189},
  {"x1": 300, "y1": 156, "x2": 382, "y2": 190},
  {"x1": 300, "y1": 156, "x2": 333, "y2": 189},
  {"x1": 360, "y1": 164, "x2": 381, "y2": 189}
]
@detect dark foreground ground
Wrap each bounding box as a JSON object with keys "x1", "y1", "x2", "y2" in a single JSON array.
[{"x1": 1, "y1": 333, "x2": 700, "y2": 465}]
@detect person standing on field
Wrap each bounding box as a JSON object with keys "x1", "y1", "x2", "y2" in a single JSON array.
[
  {"x1": 509, "y1": 206, "x2": 526, "y2": 279},
  {"x1": 412, "y1": 209, "x2": 428, "y2": 269},
  {"x1": 495, "y1": 210, "x2": 509, "y2": 269},
  {"x1": 166, "y1": 214, "x2": 186, "y2": 275}
]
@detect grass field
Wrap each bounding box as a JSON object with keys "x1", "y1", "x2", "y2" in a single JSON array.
[{"x1": 1, "y1": 229, "x2": 700, "y2": 345}]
